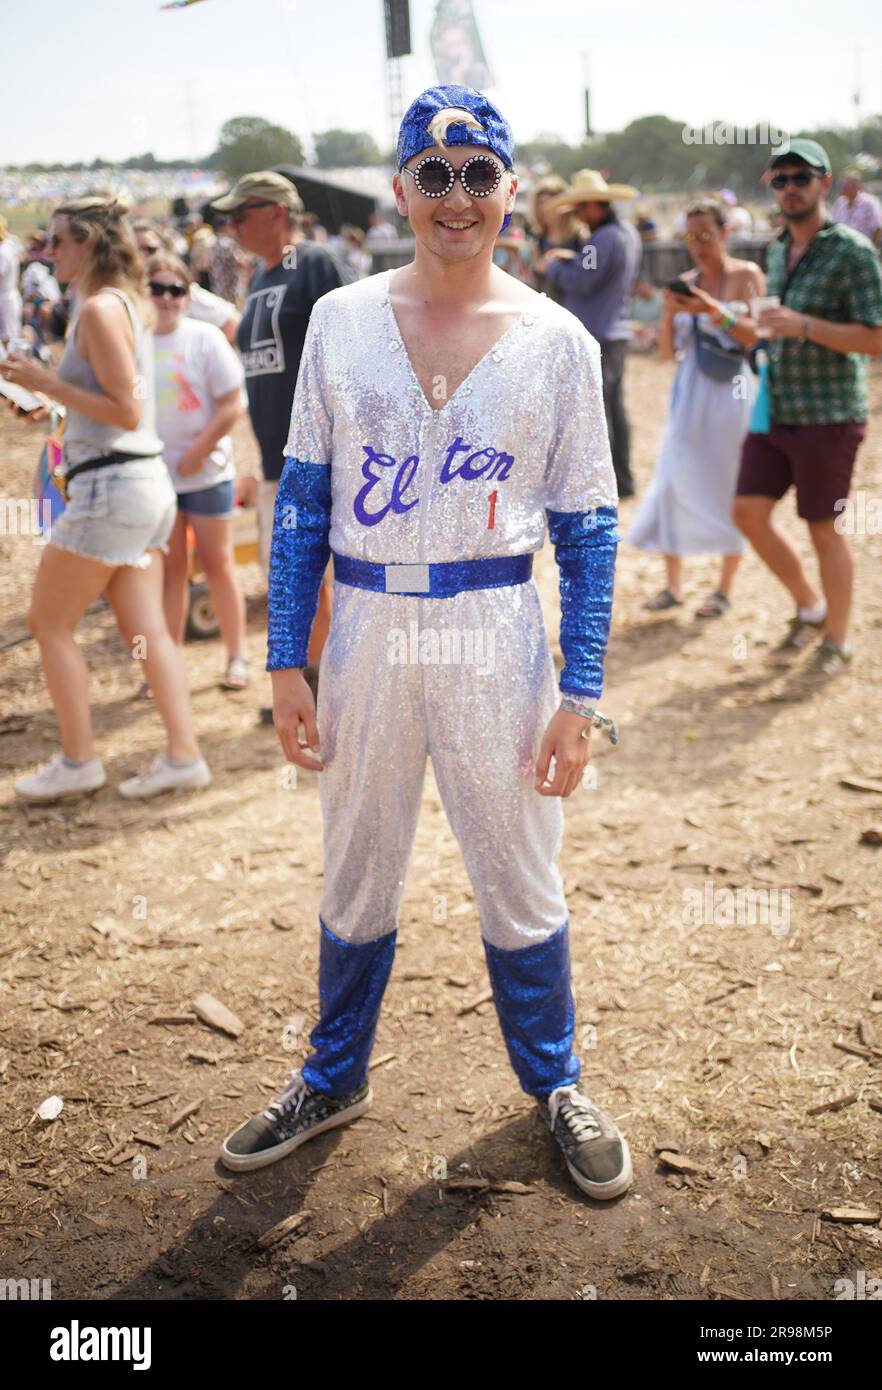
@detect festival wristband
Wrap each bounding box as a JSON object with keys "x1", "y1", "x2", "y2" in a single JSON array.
[
  {"x1": 712, "y1": 307, "x2": 737, "y2": 332},
  {"x1": 559, "y1": 696, "x2": 619, "y2": 745}
]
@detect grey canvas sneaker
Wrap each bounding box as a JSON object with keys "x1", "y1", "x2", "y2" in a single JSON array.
[
  {"x1": 767, "y1": 612, "x2": 825, "y2": 665},
  {"x1": 539, "y1": 1083, "x2": 633, "y2": 1200},
  {"x1": 220, "y1": 1068, "x2": 372, "y2": 1172},
  {"x1": 794, "y1": 637, "x2": 853, "y2": 683}
]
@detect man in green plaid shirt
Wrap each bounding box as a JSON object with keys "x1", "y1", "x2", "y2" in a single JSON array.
[{"x1": 732, "y1": 139, "x2": 882, "y2": 680}]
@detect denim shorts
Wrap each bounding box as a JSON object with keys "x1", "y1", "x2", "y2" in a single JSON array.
[
  {"x1": 177, "y1": 478, "x2": 236, "y2": 519},
  {"x1": 49, "y1": 457, "x2": 177, "y2": 569}
]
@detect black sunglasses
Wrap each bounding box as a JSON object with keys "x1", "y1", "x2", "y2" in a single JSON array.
[
  {"x1": 403, "y1": 153, "x2": 505, "y2": 199},
  {"x1": 149, "y1": 280, "x2": 188, "y2": 299},
  {"x1": 229, "y1": 200, "x2": 276, "y2": 223},
  {"x1": 770, "y1": 169, "x2": 820, "y2": 190}
]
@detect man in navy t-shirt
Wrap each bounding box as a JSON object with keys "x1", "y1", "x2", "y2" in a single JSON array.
[{"x1": 211, "y1": 171, "x2": 356, "y2": 576}]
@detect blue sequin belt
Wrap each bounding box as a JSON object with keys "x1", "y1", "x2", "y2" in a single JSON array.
[{"x1": 331, "y1": 550, "x2": 533, "y2": 598}]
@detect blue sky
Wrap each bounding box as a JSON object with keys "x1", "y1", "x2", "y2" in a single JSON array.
[{"x1": 3, "y1": 0, "x2": 881, "y2": 165}]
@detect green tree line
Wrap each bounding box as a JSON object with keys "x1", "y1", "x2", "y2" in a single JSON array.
[
  {"x1": 5, "y1": 113, "x2": 881, "y2": 191},
  {"x1": 520, "y1": 114, "x2": 882, "y2": 192}
]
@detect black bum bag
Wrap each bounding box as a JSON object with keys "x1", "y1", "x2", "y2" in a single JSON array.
[{"x1": 55, "y1": 451, "x2": 154, "y2": 502}]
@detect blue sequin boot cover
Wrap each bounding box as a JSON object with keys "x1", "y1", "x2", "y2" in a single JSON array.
[
  {"x1": 482, "y1": 921, "x2": 581, "y2": 1097},
  {"x1": 301, "y1": 919, "x2": 397, "y2": 1095}
]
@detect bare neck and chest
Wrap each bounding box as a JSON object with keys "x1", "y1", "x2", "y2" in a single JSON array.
[
  {"x1": 389, "y1": 265, "x2": 538, "y2": 411},
  {"x1": 693, "y1": 256, "x2": 755, "y2": 300}
]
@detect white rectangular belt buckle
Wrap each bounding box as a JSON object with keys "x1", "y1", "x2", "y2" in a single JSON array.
[{"x1": 384, "y1": 563, "x2": 430, "y2": 594}]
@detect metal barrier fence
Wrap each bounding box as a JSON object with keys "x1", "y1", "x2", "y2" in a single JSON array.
[
  {"x1": 367, "y1": 239, "x2": 417, "y2": 272},
  {"x1": 364, "y1": 235, "x2": 777, "y2": 282},
  {"x1": 638, "y1": 237, "x2": 775, "y2": 282}
]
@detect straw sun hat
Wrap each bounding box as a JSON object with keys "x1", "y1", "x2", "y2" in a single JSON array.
[{"x1": 546, "y1": 169, "x2": 638, "y2": 214}]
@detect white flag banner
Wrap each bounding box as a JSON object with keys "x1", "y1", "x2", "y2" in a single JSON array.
[{"x1": 430, "y1": 0, "x2": 493, "y2": 89}]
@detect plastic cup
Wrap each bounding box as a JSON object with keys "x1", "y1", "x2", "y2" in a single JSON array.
[{"x1": 751, "y1": 295, "x2": 780, "y2": 338}]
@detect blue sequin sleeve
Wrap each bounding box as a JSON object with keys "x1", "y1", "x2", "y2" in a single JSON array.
[
  {"x1": 265, "y1": 308, "x2": 334, "y2": 672},
  {"x1": 546, "y1": 505, "x2": 619, "y2": 698},
  {"x1": 543, "y1": 325, "x2": 620, "y2": 698},
  {"x1": 266, "y1": 458, "x2": 332, "y2": 671}
]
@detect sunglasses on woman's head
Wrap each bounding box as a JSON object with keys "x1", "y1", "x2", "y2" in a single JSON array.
[
  {"x1": 770, "y1": 169, "x2": 819, "y2": 190},
  {"x1": 149, "y1": 281, "x2": 187, "y2": 299},
  {"x1": 402, "y1": 153, "x2": 505, "y2": 199}
]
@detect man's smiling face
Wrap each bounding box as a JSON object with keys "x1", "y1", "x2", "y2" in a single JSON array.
[{"x1": 393, "y1": 144, "x2": 516, "y2": 262}]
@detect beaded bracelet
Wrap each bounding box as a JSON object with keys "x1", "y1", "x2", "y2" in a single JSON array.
[{"x1": 713, "y1": 307, "x2": 737, "y2": 332}]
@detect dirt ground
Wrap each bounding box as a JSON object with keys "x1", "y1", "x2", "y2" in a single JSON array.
[{"x1": 1, "y1": 350, "x2": 880, "y2": 1303}]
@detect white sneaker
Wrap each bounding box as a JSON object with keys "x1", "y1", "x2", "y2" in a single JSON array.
[
  {"x1": 118, "y1": 753, "x2": 212, "y2": 800},
  {"x1": 14, "y1": 752, "x2": 106, "y2": 803}
]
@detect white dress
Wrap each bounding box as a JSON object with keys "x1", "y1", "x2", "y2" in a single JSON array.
[
  {"x1": 628, "y1": 306, "x2": 755, "y2": 555},
  {"x1": 0, "y1": 239, "x2": 23, "y2": 340}
]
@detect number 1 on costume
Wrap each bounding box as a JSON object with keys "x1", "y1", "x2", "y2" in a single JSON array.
[{"x1": 487, "y1": 490, "x2": 498, "y2": 529}]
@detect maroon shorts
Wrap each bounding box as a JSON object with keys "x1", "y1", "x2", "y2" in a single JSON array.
[{"x1": 736, "y1": 422, "x2": 867, "y2": 522}]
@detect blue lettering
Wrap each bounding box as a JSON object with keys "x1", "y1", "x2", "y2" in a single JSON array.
[
  {"x1": 353, "y1": 445, "x2": 420, "y2": 526},
  {"x1": 438, "y1": 436, "x2": 471, "y2": 483},
  {"x1": 486, "y1": 450, "x2": 514, "y2": 481},
  {"x1": 353, "y1": 437, "x2": 516, "y2": 527},
  {"x1": 391, "y1": 454, "x2": 420, "y2": 511},
  {"x1": 460, "y1": 448, "x2": 496, "y2": 480}
]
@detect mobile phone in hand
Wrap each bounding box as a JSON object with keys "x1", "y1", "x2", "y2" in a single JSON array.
[
  {"x1": 666, "y1": 278, "x2": 697, "y2": 297},
  {"x1": 0, "y1": 378, "x2": 45, "y2": 413}
]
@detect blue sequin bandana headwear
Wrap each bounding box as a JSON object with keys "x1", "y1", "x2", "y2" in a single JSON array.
[{"x1": 397, "y1": 84, "x2": 516, "y2": 234}]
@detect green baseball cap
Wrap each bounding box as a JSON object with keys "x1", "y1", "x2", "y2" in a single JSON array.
[
  {"x1": 767, "y1": 139, "x2": 831, "y2": 175},
  {"x1": 211, "y1": 170, "x2": 303, "y2": 213}
]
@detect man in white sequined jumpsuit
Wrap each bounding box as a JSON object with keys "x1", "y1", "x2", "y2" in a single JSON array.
[{"x1": 221, "y1": 85, "x2": 633, "y2": 1201}]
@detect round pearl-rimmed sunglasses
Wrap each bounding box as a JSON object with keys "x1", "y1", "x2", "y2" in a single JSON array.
[{"x1": 402, "y1": 153, "x2": 506, "y2": 199}]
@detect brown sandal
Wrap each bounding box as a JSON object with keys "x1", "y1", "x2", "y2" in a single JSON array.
[
  {"x1": 695, "y1": 591, "x2": 731, "y2": 618},
  {"x1": 643, "y1": 588, "x2": 684, "y2": 611}
]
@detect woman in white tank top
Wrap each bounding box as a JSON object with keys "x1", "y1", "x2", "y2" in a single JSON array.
[{"x1": 0, "y1": 195, "x2": 212, "y2": 801}]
